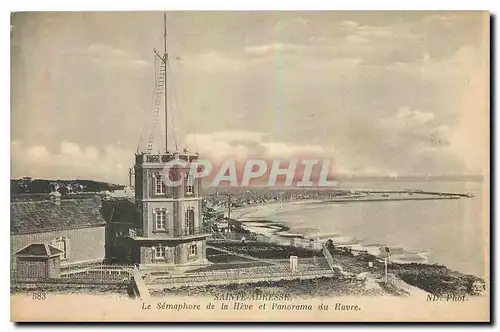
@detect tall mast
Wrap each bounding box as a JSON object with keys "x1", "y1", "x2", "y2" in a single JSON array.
[{"x1": 163, "y1": 12, "x2": 168, "y2": 152}]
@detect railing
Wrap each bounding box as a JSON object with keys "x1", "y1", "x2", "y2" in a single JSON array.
[
  {"x1": 60, "y1": 264, "x2": 133, "y2": 278},
  {"x1": 60, "y1": 260, "x2": 104, "y2": 270},
  {"x1": 11, "y1": 264, "x2": 134, "y2": 283},
  {"x1": 136, "y1": 153, "x2": 199, "y2": 164},
  {"x1": 177, "y1": 227, "x2": 210, "y2": 237},
  {"x1": 130, "y1": 227, "x2": 211, "y2": 239},
  {"x1": 208, "y1": 232, "x2": 258, "y2": 243},
  {"x1": 129, "y1": 228, "x2": 143, "y2": 237}
]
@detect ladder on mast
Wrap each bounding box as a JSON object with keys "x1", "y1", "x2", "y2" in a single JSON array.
[{"x1": 145, "y1": 60, "x2": 166, "y2": 154}]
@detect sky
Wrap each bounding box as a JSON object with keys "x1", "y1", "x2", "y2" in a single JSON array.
[{"x1": 10, "y1": 11, "x2": 489, "y2": 184}]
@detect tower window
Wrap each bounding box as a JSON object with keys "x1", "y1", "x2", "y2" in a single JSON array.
[
  {"x1": 185, "y1": 208, "x2": 195, "y2": 235},
  {"x1": 154, "y1": 244, "x2": 166, "y2": 259},
  {"x1": 155, "y1": 174, "x2": 165, "y2": 194},
  {"x1": 184, "y1": 173, "x2": 194, "y2": 195},
  {"x1": 155, "y1": 209, "x2": 167, "y2": 230}
]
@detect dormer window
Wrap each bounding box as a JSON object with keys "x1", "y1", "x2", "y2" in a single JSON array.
[{"x1": 155, "y1": 174, "x2": 165, "y2": 194}]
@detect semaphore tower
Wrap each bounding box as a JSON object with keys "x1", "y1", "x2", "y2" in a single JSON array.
[{"x1": 128, "y1": 13, "x2": 210, "y2": 270}]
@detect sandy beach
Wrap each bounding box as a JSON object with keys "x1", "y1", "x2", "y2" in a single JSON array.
[
  {"x1": 223, "y1": 196, "x2": 487, "y2": 298},
  {"x1": 230, "y1": 199, "x2": 426, "y2": 262}
]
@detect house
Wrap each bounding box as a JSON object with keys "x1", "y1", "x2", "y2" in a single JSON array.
[
  {"x1": 14, "y1": 243, "x2": 64, "y2": 279},
  {"x1": 10, "y1": 192, "x2": 107, "y2": 270}
]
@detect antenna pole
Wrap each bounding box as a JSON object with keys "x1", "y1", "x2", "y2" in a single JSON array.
[{"x1": 163, "y1": 12, "x2": 168, "y2": 153}]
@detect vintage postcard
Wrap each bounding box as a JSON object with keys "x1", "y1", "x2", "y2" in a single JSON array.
[{"x1": 10, "y1": 11, "x2": 490, "y2": 322}]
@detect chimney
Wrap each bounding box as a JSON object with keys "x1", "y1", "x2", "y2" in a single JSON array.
[{"x1": 49, "y1": 191, "x2": 61, "y2": 205}]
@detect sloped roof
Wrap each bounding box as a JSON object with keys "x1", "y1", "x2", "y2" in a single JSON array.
[
  {"x1": 101, "y1": 198, "x2": 139, "y2": 225},
  {"x1": 11, "y1": 197, "x2": 106, "y2": 235},
  {"x1": 15, "y1": 243, "x2": 64, "y2": 258}
]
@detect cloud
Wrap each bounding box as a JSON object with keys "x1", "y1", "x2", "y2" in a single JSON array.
[
  {"x1": 276, "y1": 17, "x2": 310, "y2": 30},
  {"x1": 245, "y1": 43, "x2": 301, "y2": 56},
  {"x1": 422, "y1": 13, "x2": 471, "y2": 25},
  {"x1": 184, "y1": 130, "x2": 337, "y2": 185},
  {"x1": 24, "y1": 145, "x2": 51, "y2": 164},
  {"x1": 178, "y1": 51, "x2": 243, "y2": 73},
  {"x1": 87, "y1": 43, "x2": 150, "y2": 70},
  {"x1": 339, "y1": 20, "x2": 420, "y2": 41},
  {"x1": 396, "y1": 106, "x2": 435, "y2": 124},
  {"x1": 372, "y1": 105, "x2": 469, "y2": 174},
  {"x1": 242, "y1": 41, "x2": 363, "y2": 74},
  {"x1": 11, "y1": 140, "x2": 134, "y2": 184},
  {"x1": 183, "y1": 130, "x2": 429, "y2": 178},
  {"x1": 249, "y1": 18, "x2": 425, "y2": 68},
  {"x1": 379, "y1": 106, "x2": 444, "y2": 145},
  {"x1": 175, "y1": 38, "x2": 485, "y2": 177},
  {"x1": 340, "y1": 21, "x2": 359, "y2": 29},
  {"x1": 344, "y1": 34, "x2": 369, "y2": 44},
  {"x1": 388, "y1": 46, "x2": 484, "y2": 82},
  {"x1": 11, "y1": 12, "x2": 487, "y2": 182},
  {"x1": 10, "y1": 132, "x2": 335, "y2": 184},
  {"x1": 185, "y1": 130, "x2": 328, "y2": 161}
]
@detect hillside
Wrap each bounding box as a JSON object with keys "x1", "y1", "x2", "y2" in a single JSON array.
[{"x1": 11, "y1": 177, "x2": 125, "y2": 195}]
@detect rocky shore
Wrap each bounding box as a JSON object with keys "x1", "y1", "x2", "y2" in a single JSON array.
[
  {"x1": 201, "y1": 215, "x2": 488, "y2": 299},
  {"x1": 152, "y1": 236, "x2": 486, "y2": 299}
]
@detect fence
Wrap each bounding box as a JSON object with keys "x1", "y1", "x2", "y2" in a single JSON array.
[
  {"x1": 145, "y1": 264, "x2": 335, "y2": 286},
  {"x1": 209, "y1": 232, "x2": 257, "y2": 242},
  {"x1": 11, "y1": 264, "x2": 134, "y2": 284},
  {"x1": 11, "y1": 276, "x2": 130, "y2": 285},
  {"x1": 144, "y1": 255, "x2": 334, "y2": 286},
  {"x1": 61, "y1": 264, "x2": 133, "y2": 279}
]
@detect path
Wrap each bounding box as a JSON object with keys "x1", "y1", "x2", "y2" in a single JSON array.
[
  {"x1": 132, "y1": 266, "x2": 151, "y2": 300},
  {"x1": 206, "y1": 245, "x2": 281, "y2": 266}
]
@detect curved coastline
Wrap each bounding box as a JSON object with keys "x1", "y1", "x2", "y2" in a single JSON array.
[
  {"x1": 226, "y1": 198, "x2": 487, "y2": 297},
  {"x1": 229, "y1": 195, "x2": 478, "y2": 269}
]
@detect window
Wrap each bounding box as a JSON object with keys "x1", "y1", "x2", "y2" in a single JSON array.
[
  {"x1": 189, "y1": 244, "x2": 197, "y2": 257},
  {"x1": 155, "y1": 244, "x2": 166, "y2": 259},
  {"x1": 53, "y1": 236, "x2": 68, "y2": 260},
  {"x1": 185, "y1": 208, "x2": 195, "y2": 235},
  {"x1": 155, "y1": 174, "x2": 165, "y2": 194},
  {"x1": 155, "y1": 209, "x2": 167, "y2": 230},
  {"x1": 184, "y1": 173, "x2": 194, "y2": 195}
]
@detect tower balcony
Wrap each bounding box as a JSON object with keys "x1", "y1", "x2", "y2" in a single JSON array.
[
  {"x1": 135, "y1": 151, "x2": 199, "y2": 166},
  {"x1": 128, "y1": 226, "x2": 211, "y2": 241}
]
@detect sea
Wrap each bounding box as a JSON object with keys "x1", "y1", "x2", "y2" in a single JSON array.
[{"x1": 235, "y1": 180, "x2": 489, "y2": 278}]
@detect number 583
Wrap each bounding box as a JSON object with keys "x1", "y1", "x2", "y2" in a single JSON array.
[{"x1": 32, "y1": 292, "x2": 46, "y2": 300}]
